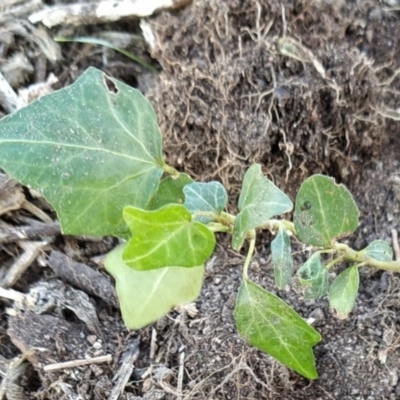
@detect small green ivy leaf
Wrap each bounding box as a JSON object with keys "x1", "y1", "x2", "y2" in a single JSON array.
[
  {"x1": 297, "y1": 253, "x2": 329, "y2": 300},
  {"x1": 234, "y1": 279, "x2": 321, "y2": 379},
  {"x1": 123, "y1": 204, "x2": 216, "y2": 271},
  {"x1": 329, "y1": 265, "x2": 359, "y2": 319},
  {"x1": 232, "y1": 164, "x2": 293, "y2": 250},
  {"x1": 294, "y1": 175, "x2": 359, "y2": 248},
  {"x1": 0, "y1": 67, "x2": 165, "y2": 236},
  {"x1": 148, "y1": 173, "x2": 193, "y2": 210},
  {"x1": 105, "y1": 244, "x2": 204, "y2": 329},
  {"x1": 183, "y1": 181, "x2": 228, "y2": 223},
  {"x1": 359, "y1": 240, "x2": 393, "y2": 262},
  {"x1": 271, "y1": 225, "x2": 293, "y2": 289}
]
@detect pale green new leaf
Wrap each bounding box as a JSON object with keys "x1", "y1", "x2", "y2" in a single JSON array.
[
  {"x1": 232, "y1": 164, "x2": 293, "y2": 250},
  {"x1": 297, "y1": 253, "x2": 328, "y2": 300},
  {"x1": 183, "y1": 181, "x2": 228, "y2": 223},
  {"x1": 271, "y1": 225, "x2": 293, "y2": 289},
  {"x1": 234, "y1": 279, "x2": 321, "y2": 379},
  {"x1": 148, "y1": 173, "x2": 193, "y2": 210},
  {"x1": 0, "y1": 67, "x2": 164, "y2": 236},
  {"x1": 105, "y1": 244, "x2": 204, "y2": 329},
  {"x1": 294, "y1": 175, "x2": 359, "y2": 247},
  {"x1": 123, "y1": 204, "x2": 216, "y2": 271},
  {"x1": 360, "y1": 240, "x2": 393, "y2": 262},
  {"x1": 329, "y1": 266, "x2": 359, "y2": 319}
]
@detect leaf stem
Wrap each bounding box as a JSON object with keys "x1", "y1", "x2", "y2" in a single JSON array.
[
  {"x1": 334, "y1": 243, "x2": 400, "y2": 272},
  {"x1": 324, "y1": 256, "x2": 344, "y2": 270},
  {"x1": 243, "y1": 230, "x2": 256, "y2": 280},
  {"x1": 207, "y1": 223, "x2": 232, "y2": 233},
  {"x1": 258, "y1": 219, "x2": 297, "y2": 235},
  {"x1": 162, "y1": 163, "x2": 180, "y2": 179}
]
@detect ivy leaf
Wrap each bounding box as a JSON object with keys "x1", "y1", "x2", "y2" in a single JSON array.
[
  {"x1": 0, "y1": 67, "x2": 164, "y2": 236},
  {"x1": 105, "y1": 244, "x2": 204, "y2": 329},
  {"x1": 294, "y1": 175, "x2": 359, "y2": 248},
  {"x1": 232, "y1": 164, "x2": 293, "y2": 250},
  {"x1": 360, "y1": 240, "x2": 393, "y2": 262},
  {"x1": 297, "y1": 253, "x2": 328, "y2": 300},
  {"x1": 148, "y1": 173, "x2": 193, "y2": 210},
  {"x1": 183, "y1": 181, "x2": 228, "y2": 223},
  {"x1": 234, "y1": 279, "x2": 321, "y2": 379},
  {"x1": 123, "y1": 204, "x2": 216, "y2": 271},
  {"x1": 328, "y1": 266, "x2": 359, "y2": 319},
  {"x1": 271, "y1": 225, "x2": 293, "y2": 289}
]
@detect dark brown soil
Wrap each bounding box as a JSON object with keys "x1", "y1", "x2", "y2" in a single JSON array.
[{"x1": 1, "y1": 0, "x2": 400, "y2": 399}]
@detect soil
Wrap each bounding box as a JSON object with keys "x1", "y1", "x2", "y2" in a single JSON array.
[{"x1": 1, "y1": 0, "x2": 400, "y2": 399}]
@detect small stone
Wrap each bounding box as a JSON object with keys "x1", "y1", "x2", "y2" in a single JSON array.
[
  {"x1": 93, "y1": 341, "x2": 102, "y2": 349},
  {"x1": 87, "y1": 335, "x2": 97, "y2": 345}
]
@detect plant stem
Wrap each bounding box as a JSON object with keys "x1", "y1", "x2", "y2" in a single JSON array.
[
  {"x1": 258, "y1": 219, "x2": 297, "y2": 235},
  {"x1": 243, "y1": 230, "x2": 256, "y2": 280},
  {"x1": 162, "y1": 163, "x2": 180, "y2": 179},
  {"x1": 334, "y1": 243, "x2": 400, "y2": 272},
  {"x1": 207, "y1": 223, "x2": 232, "y2": 233},
  {"x1": 192, "y1": 211, "x2": 235, "y2": 229}
]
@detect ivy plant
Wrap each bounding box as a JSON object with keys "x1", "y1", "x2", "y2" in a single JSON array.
[{"x1": 0, "y1": 68, "x2": 399, "y2": 380}]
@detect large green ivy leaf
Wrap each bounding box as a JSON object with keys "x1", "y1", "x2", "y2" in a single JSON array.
[
  {"x1": 271, "y1": 225, "x2": 293, "y2": 289},
  {"x1": 359, "y1": 240, "x2": 393, "y2": 262},
  {"x1": 297, "y1": 253, "x2": 328, "y2": 300},
  {"x1": 234, "y1": 279, "x2": 321, "y2": 379},
  {"x1": 0, "y1": 67, "x2": 164, "y2": 236},
  {"x1": 105, "y1": 244, "x2": 204, "y2": 329},
  {"x1": 148, "y1": 173, "x2": 193, "y2": 210},
  {"x1": 329, "y1": 265, "x2": 359, "y2": 319},
  {"x1": 123, "y1": 204, "x2": 216, "y2": 271},
  {"x1": 232, "y1": 164, "x2": 293, "y2": 250},
  {"x1": 294, "y1": 175, "x2": 359, "y2": 247},
  {"x1": 183, "y1": 181, "x2": 228, "y2": 223}
]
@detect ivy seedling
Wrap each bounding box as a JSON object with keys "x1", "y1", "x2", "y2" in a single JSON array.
[{"x1": 1, "y1": 67, "x2": 399, "y2": 380}]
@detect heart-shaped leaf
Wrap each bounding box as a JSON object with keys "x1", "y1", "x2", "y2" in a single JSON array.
[
  {"x1": 329, "y1": 265, "x2": 359, "y2": 319},
  {"x1": 271, "y1": 225, "x2": 293, "y2": 289},
  {"x1": 183, "y1": 181, "x2": 228, "y2": 223},
  {"x1": 360, "y1": 240, "x2": 393, "y2": 262},
  {"x1": 148, "y1": 173, "x2": 193, "y2": 210},
  {"x1": 0, "y1": 67, "x2": 164, "y2": 236},
  {"x1": 294, "y1": 175, "x2": 359, "y2": 247},
  {"x1": 105, "y1": 244, "x2": 204, "y2": 329},
  {"x1": 123, "y1": 204, "x2": 216, "y2": 270},
  {"x1": 232, "y1": 164, "x2": 293, "y2": 250},
  {"x1": 297, "y1": 253, "x2": 329, "y2": 300},
  {"x1": 234, "y1": 279, "x2": 321, "y2": 379}
]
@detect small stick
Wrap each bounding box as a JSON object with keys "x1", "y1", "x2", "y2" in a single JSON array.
[
  {"x1": 0, "y1": 287, "x2": 25, "y2": 302},
  {"x1": 21, "y1": 200, "x2": 52, "y2": 223},
  {"x1": 0, "y1": 240, "x2": 49, "y2": 288},
  {"x1": 109, "y1": 339, "x2": 140, "y2": 400},
  {"x1": 177, "y1": 351, "x2": 185, "y2": 396},
  {"x1": 29, "y1": 0, "x2": 192, "y2": 28},
  {"x1": 43, "y1": 354, "x2": 112, "y2": 372},
  {"x1": 0, "y1": 222, "x2": 60, "y2": 244},
  {"x1": 150, "y1": 327, "x2": 157, "y2": 360},
  {"x1": 392, "y1": 230, "x2": 400, "y2": 262}
]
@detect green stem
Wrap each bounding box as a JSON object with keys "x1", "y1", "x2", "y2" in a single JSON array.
[
  {"x1": 192, "y1": 211, "x2": 235, "y2": 229},
  {"x1": 324, "y1": 256, "x2": 344, "y2": 270},
  {"x1": 162, "y1": 163, "x2": 180, "y2": 179},
  {"x1": 243, "y1": 230, "x2": 256, "y2": 280},
  {"x1": 334, "y1": 243, "x2": 400, "y2": 272},
  {"x1": 258, "y1": 219, "x2": 297, "y2": 235},
  {"x1": 207, "y1": 223, "x2": 232, "y2": 233}
]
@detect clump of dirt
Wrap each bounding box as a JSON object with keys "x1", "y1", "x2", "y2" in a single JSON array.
[{"x1": 148, "y1": 0, "x2": 400, "y2": 199}]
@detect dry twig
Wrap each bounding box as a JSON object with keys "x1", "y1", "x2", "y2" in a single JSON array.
[{"x1": 43, "y1": 354, "x2": 111, "y2": 372}]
